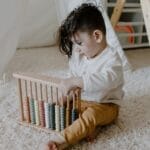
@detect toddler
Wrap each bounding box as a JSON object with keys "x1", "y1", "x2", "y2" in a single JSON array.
[{"x1": 45, "y1": 3, "x2": 124, "y2": 150}]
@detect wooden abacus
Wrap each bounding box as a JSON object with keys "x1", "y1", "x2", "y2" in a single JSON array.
[{"x1": 13, "y1": 72, "x2": 81, "y2": 133}]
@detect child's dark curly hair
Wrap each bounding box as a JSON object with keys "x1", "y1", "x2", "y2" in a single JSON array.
[{"x1": 57, "y1": 3, "x2": 106, "y2": 58}]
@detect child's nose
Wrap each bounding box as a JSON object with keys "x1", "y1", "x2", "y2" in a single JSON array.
[
  {"x1": 76, "y1": 48, "x2": 81, "y2": 53},
  {"x1": 74, "y1": 45, "x2": 81, "y2": 53}
]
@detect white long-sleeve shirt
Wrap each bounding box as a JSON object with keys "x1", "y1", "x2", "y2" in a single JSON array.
[{"x1": 69, "y1": 45, "x2": 124, "y2": 105}]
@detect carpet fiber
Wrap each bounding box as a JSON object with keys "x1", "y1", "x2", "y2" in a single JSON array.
[{"x1": 0, "y1": 47, "x2": 150, "y2": 150}]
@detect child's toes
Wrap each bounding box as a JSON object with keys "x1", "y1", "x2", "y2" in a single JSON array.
[
  {"x1": 45, "y1": 141, "x2": 57, "y2": 150},
  {"x1": 52, "y1": 143, "x2": 58, "y2": 150}
]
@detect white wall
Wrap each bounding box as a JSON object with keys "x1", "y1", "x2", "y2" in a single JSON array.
[
  {"x1": 0, "y1": 0, "x2": 27, "y2": 76},
  {"x1": 0, "y1": 0, "x2": 59, "y2": 76},
  {"x1": 18, "y1": 0, "x2": 59, "y2": 48}
]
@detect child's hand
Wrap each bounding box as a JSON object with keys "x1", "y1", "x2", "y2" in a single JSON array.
[
  {"x1": 58, "y1": 95, "x2": 67, "y2": 106},
  {"x1": 59, "y1": 77, "x2": 77, "y2": 96},
  {"x1": 59, "y1": 77, "x2": 83, "y2": 96}
]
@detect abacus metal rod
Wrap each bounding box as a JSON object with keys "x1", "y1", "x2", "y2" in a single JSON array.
[
  {"x1": 25, "y1": 80, "x2": 28, "y2": 97},
  {"x1": 45, "y1": 84, "x2": 48, "y2": 102}
]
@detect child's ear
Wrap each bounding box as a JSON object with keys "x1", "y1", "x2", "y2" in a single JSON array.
[{"x1": 93, "y1": 30, "x2": 103, "y2": 43}]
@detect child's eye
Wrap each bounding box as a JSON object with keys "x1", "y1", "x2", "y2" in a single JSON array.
[{"x1": 77, "y1": 42, "x2": 82, "y2": 45}]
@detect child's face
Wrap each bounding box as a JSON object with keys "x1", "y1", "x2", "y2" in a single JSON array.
[{"x1": 71, "y1": 30, "x2": 103, "y2": 59}]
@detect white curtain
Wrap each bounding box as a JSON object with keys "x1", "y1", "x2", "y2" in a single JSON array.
[
  {"x1": 54, "y1": 0, "x2": 107, "y2": 24},
  {"x1": 54, "y1": 0, "x2": 132, "y2": 72},
  {"x1": 0, "y1": 0, "x2": 27, "y2": 77}
]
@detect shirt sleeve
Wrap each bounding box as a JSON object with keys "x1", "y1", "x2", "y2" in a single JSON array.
[
  {"x1": 82, "y1": 53, "x2": 124, "y2": 96},
  {"x1": 68, "y1": 49, "x2": 79, "y2": 77},
  {"x1": 68, "y1": 60, "x2": 77, "y2": 77}
]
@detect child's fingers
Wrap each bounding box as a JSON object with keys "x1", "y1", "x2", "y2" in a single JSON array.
[
  {"x1": 58, "y1": 95, "x2": 67, "y2": 105},
  {"x1": 46, "y1": 141, "x2": 58, "y2": 150},
  {"x1": 58, "y1": 88, "x2": 80, "y2": 106}
]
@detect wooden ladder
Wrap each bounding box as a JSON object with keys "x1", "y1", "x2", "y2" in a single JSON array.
[
  {"x1": 110, "y1": 0, "x2": 126, "y2": 28},
  {"x1": 111, "y1": 0, "x2": 150, "y2": 45},
  {"x1": 140, "y1": 0, "x2": 150, "y2": 45}
]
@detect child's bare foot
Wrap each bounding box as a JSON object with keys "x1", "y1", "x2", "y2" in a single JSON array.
[
  {"x1": 86, "y1": 135, "x2": 95, "y2": 143},
  {"x1": 44, "y1": 133, "x2": 68, "y2": 150},
  {"x1": 45, "y1": 141, "x2": 58, "y2": 150}
]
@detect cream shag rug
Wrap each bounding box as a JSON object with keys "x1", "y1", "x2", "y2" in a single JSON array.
[{"x1": 0, "y1": 47, "x2": 150, "y2": 150}]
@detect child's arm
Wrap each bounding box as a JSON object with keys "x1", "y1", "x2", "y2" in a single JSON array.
[
  {"x1": 81, "y1": 54, "x2": 124, "y2": 102},
  {"x1": 59, "y1": 76, "x2": 83, "y2": 96}
]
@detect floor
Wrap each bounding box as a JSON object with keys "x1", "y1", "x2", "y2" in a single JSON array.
[{"x1": 0, "y1": 47, "x2": 150, "y2": 150}]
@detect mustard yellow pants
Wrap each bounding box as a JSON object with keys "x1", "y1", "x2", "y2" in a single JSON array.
[{"x1": 61, "y1": 100, "x2": 119, "y2": 144}]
